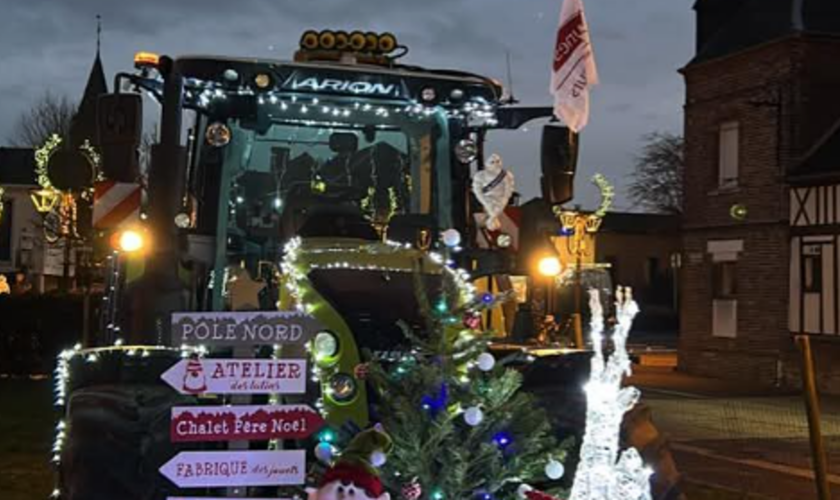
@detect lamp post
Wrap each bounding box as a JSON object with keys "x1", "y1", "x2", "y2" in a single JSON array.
[{"x1": 552, "y1": 174, "x2": 614, "y2": 349}]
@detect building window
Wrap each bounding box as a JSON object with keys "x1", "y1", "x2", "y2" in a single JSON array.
[
  {"x1": 718, "y1": 121, "x2": 739, "y2": 187},
  {"x1": 712, "y1": 261, "x2": 737, "y2": 299},
  {"x1": 803, "y1": 245, "x2": 822, "y2": 293}
]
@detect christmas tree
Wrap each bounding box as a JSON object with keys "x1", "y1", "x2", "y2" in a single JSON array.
[{"x1": 362, "y1": 269, "x2": 574, "y2": 500}]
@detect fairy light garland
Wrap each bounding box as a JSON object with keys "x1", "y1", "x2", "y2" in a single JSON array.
[{"x1": 51, "y1": 342, "x2": 209, "y2": 484}]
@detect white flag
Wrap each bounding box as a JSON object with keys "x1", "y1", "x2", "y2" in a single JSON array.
[{"x1": 550, "y1": 0, "x2": 599, "y2": 132}]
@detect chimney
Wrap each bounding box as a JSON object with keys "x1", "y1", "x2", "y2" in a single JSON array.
[{"x1": 694, "y1": 0, "x2": 748, "y2": 53}]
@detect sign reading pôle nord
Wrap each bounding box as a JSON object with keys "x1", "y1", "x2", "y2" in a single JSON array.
[
  {"x1": 171, "y1": 405, "x2": 324, "y2": 442},
  {"x1": 159, "y1": 450, "x2": 305, "y2": 488},
  {"x1": 171, "y1": 311, "x2": 322, "y2": 347},
  {"x1": 161, "y1": 358, "x2": 307, "y2": 395}
]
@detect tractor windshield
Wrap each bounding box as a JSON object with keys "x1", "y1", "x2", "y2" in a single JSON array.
[{"x1": 201, "y1": 100, "x2": 452, "y2": 293}]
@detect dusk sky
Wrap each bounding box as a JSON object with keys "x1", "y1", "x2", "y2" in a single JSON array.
[{"x1": 0, "y1": 0, "x2": 694, "y2": 210}]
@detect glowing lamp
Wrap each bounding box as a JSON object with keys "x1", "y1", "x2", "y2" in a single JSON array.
[
  {"x1": 134, "y1": 51, "x2": 160, "y2": 69},
  {"x1": 111, "y1": 228, "x2": 147, "y2": 253},
  {"x1": 538, "y1": 256, "x2": 562, "y2": 277}
]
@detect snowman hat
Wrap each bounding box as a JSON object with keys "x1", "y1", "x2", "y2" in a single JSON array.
[{"x1": 319, "y1": 425, "x2": 393, "y2": 498}]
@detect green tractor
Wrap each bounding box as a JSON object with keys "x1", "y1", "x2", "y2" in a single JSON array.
[{"x1": 55, "y1": 30, "x2": 680, "y2": 500}]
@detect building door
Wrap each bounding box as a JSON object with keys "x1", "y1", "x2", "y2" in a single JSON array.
[{"x1": 795, "y1": 238, "x2": 836, "y2": 334}]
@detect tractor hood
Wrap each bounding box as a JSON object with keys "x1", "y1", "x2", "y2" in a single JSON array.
[{"x1": 282, "y1": 237, "x2": 462, "y2": 359}]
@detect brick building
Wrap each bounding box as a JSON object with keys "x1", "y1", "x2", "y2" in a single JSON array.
[{"x1": 680, "y1": 0, "x2": 840, "y2": 391}]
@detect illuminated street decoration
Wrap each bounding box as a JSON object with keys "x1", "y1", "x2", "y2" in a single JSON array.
[{"x1": 569, "y1": 287, "x2": 652, "y2": 500}]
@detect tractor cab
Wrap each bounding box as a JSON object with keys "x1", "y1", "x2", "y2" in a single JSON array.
[{"x1": 98, "y1": 30, "x2": 579, "y2": 427}]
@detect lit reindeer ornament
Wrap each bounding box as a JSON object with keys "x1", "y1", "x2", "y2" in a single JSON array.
[{"x1": 569, "y1": 287, "x2": 653, "y2": 500}]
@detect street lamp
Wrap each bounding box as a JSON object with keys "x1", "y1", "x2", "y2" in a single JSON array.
[
  {"x1": 552, "y1": 174, "x2": 615, "y2": 349},
  {"x1": 110, "y1": 228, "x2": 148, "y2": 254},
  {"x1": 30, "y1": 187, "x2": 60, "y2": 214}
]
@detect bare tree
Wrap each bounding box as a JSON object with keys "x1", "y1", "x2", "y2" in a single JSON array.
[
  {"x1": 628, "y1": 132, "x2": 684, "y2": 214},
  {"x1": 9, "y1": 92, "x2": 77, "y2": 147}
]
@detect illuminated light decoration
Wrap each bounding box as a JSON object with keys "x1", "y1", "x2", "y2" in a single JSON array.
[
  {"x1": 492, "y1": 431, "x2": 513, "y2": 449},
  {"x1": 730, "y1": 203, "x2": 748, "y2": 221},
  {"x1": 50, "y1": 344, "x2": 207, "y2": 487},
  {"x1": 34, "y1": 134, "x2": 63, "y2": 191},
  {"x1": 569, "y1": 287, "x2": 652, "y2": 500},
  {"x1": 30, "y1": 187, "x2": 60, "y2": 214}
]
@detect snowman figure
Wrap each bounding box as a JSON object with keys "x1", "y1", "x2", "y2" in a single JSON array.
[
  {"x1": 472, "y1": 153, "x2": 515, "y2": 231},
  {"x1": 308, "y1": 425, "x2": 393, "y2": 500},
  {"x1": 182, "y1": 358, "x2": 207, "y2": 394}
]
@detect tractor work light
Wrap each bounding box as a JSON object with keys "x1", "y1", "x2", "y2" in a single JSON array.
[
  {"x1": 313, "y1": 330, "x2": 340, "y2": 364},
  {"x1": 298, "y1": 29, "x2": 402, "y2": 56},
  {"x1": 111, "y1": 228, "x2": 148, "y2": 254},
  {"x1": 134, "y1": 51, "x2": 160, "y2": 69},
  {"x1": 538, "y1": 256, "x2": 562, "y2": 277}
]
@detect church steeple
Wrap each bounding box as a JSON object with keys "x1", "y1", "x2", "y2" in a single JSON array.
[{"x1": 70, "y1": 15, "x2": 108, "y2": 147}]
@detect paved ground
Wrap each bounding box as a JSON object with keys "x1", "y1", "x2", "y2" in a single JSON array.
[{"x1": 631, "y1": 366, "x2": 840, "y2": 499}]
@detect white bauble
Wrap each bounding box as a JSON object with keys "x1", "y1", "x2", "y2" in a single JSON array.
[
  {"x1": 545, "y1": 459, "x2": 565, "y2": 480},
  {"x1": 370, "y1": 450, "x2": 387, "y2": 468},
  {"x1": 441, "y1": 229, "x2": 462, "y2": 248},
  {"x1": 476, "y1": 352, "x2": 496, "y2": 371},
  {"x1": 463, "y1": 406, "x2": 484, "y2": 426},
  {"x1": 314, "y1": 442, "x2": 334, "y2": 464}
]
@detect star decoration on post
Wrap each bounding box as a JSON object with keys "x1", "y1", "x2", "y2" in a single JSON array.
[{"x1": 225, "y1": 266, "x2": 266, "y2": 311}]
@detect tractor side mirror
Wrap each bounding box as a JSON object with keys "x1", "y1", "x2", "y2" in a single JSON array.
[
  {"x1": 97, "y1": 93, "x2": 143, "y2": 182},
  {"x1": 540, "y1": 125, "x2": 578, "y2": 205}
]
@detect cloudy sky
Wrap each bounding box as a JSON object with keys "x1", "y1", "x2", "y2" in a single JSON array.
[{"x1": 0, "y1": 0, "x2": 693, "y2": 210}]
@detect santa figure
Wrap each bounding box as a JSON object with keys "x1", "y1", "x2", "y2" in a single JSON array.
[
  {"x1": 182, "y1": 358, "x2": 207, "y2": 394},
  {"x1": 472, "y1": 154, "x2": 515, "y2": 231},
  {"x1": 309, "y1": 425, "x2": 393, "y2": 500}
]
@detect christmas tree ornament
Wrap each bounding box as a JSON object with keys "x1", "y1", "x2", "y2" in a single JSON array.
[
  {"x1": 463, "y1": 406, "x2": 484, "y2": 426},
  {"x1": 370, "y1": 450, "x2": 387, "y2": 467},
  {"x1": 524, "y1": 490, "x2": 562, "y2": 500},
  {"x1": 463, "y1": 313, "x2": 481, "y2": 330},
  {"x1": 472, "y1": 153, "x2": 515, "y2": 231},
  {"x1": 476, "y1": 352, "x2": 495, "y2": 371},
  {"x1": 401, "y1": 477, "x2": 422, "y2": 500},
  {"x1": 545, "y1": 459, "x2": 565, "y2": 480},
  {"x1": 315, "y1": 442, "x2": 335, "y2": 464},
  {"x1": 441, "y1": 229, "x2": 462, "y2": 248},
  {"x1": 354, "y1": 363, "x2": 371, "y2": 380}
]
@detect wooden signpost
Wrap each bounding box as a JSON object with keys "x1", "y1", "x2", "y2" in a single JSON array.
[
  {"x1": 170, "y1": 405, "x2": 325, "y2": 442},
  {"x1": 161, "y1": 308, "x2": 323, "y2": 498},
  {"x1": 171, "y1": 311, "x2": 322, "y2": 348},
  {"x1": 160, "y1": 358, "x2": 307, "y2": 395},
  {"x1": 159, "y1": 450, "x2": 306, "y2": 488}
]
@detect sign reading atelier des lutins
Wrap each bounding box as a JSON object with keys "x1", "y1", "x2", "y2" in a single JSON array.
[{"x1": 171, "y1": 311, "x2": 322, "y2": 347}]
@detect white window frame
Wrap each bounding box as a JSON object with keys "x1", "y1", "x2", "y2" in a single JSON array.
[{"x1": 718, "y1": 121, "x2": 740, "y2": 188}]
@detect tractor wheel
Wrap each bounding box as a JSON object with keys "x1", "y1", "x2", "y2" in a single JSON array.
[{"x1": 59, "y1": 384, "x2": 194, "y2": 500}]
